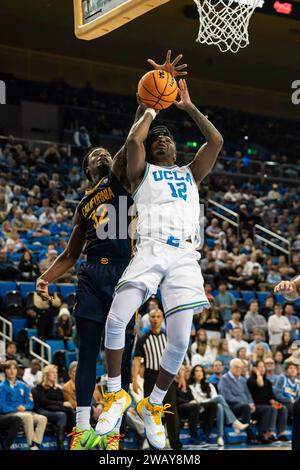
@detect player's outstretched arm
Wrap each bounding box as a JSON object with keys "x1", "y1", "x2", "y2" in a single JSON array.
[
  {"x1": 175, "y1": 79, "x2": 223, "y2": 186},
  {"x1": 274, "y1": 276, "x2": 300, "y2": 301},
  {"x1": 36, "y1": 210, "x2": 87, "y2": 300},
  {"x1": 126, "y1": 107, "x2": 158, "y2": 192}
]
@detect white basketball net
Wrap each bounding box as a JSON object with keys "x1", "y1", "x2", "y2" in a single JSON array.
[{"x1": 194, "y1": 0, "x2": 261, "y2": 53}]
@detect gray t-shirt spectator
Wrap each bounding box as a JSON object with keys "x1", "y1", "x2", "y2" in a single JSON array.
[{"x1": 244, "y1": 312, "x2": 268, "y2": 340}]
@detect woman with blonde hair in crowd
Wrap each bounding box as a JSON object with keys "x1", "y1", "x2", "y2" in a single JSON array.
[
  {"x1": 216, "y1": 339, "x2": 234, "y2": 373},
  {"x1": 209, "y1": 337, "x2": 220, "y2": 362},
  {"x1": 33, "y1": 364, "x2": 75, "y2": 449},
  {"x1": 251, "y1": 343, "x2": 268, "y2": 364}
]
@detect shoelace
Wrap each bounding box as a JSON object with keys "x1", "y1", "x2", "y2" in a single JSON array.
[
  {"x1": 150, "y1": 403, "x2": 173, "y2": 426},
  {"x1": 68, "y1": 429, "x2": 84, "y2": 448},
  {"x1": 106, "y1": 433, "x2": 124, "y2": 449},
  {"x1": 101, "y1": 385, "x2": 117, "y2": 413}
]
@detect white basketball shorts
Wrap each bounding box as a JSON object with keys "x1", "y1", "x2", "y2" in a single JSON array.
[{"x1": 115, "y1": 237, "x2": 210, "y2": 319}]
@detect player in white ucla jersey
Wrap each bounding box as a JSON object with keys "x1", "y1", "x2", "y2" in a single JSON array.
[{"x1": 97, "y1": 77, "x2": 224, "y2": 448}]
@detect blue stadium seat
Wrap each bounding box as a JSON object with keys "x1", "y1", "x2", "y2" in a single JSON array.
[
  {"x1": 0, "y1": 282, "x2": 17, "y2": 299},
  {"x1": 241, "y1": 291, "x2": 256, "y2": 305},
  {"x1": 67, "y1": 339, "x2": 76, "y2": 351},
  {"x1": 275, "y1": 294, "x2": 287, "y2": 305},
  {"x1": 212, "y1": 290, "x2": 219, "y2": 297},
  {"x1": 48, "y1": 284, "x2": 57, "y2": 295},
  {"x1": 19, "y1": 282, "x2": 36, "y2": 300},
  {"x1": 46, "y1": 340, "x2": 65, "y2": 358},
  {"x1": 96, "y1": 364, "x2": 105, "y2": 377},
  {"x1": 230, "y1": 290, "x2": 241, "y2": 299},
  {"x1": 26, "y1": 328, "x2": 37, "y2": 338},
  {"x1": 12, "y1": 319, "x2": 27, "y2": 338},
  {"x1": 65, "y1": 351, "x2": 77, "y2": 369},
  {"x1": 257, "y1": 292, "x2": 270, "y2": 305},
  {"x1": 58, "y1": 284, "x2": 76, "y2": 301}
]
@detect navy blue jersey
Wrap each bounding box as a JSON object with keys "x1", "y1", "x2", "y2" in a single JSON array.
[{"x1": 76, "y1": 171, "x2": 134, "y2": 260}]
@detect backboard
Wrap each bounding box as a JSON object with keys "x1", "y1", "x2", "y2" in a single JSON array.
[{"x1": 74, "y1": 0, "x2": 171, "y2": 40}]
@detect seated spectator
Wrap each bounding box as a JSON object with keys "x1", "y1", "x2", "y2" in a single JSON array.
[
  {"x1": 277, "y1": 255, "x2": 295, "y2": 278},
  {"x1": 62, "y1": 362, "x2": 77, "y2": 410},
  {"x1": 283, "y1": 303, "x2": 300, "y2": 341},
  {"x1": 198, "y1": 304, "x2": 223, "y2": 339},
  {"x1": 0, "y1": 413, "x2": 22, "y2": 450},
  {"x1": 247, "y1": 361, "x2": 285, "y2": 442},
  {"x1": 219, "y1": 358, "x2": 272, "y2": 444},
  {"x1": 264, "y1": 357, "x2": 282, "y2": 386},
  {"x1": 214, "y1": 282, "x2": 237, "y2": 322},
  {"x1": 39, "y1": 207, "x2": 56, "y2": 227},
  {"x1": 251, "y1": 343, "x2": 269, "y2": 364},
  {"x1": 73, "y1": 126, "x2": 91, "y2": 149},
  {"x1": 0, "y1": 361, "x2": 47, "y2": 450},
  {"x1": 48, "y1": 213, "x2": 70, "y2": 237},
  {"x1": 266, "y1": 266, "x2": 282, "y2": 288},
  {"x1": 174, "y1": 368, "x2": 217, "y2": 445},
  {"x1": 249, "y1": 328, "x2": 271, "y2": 353},
  {"x1": 5, "y1": 229, "x2": 24, "y2": 252},
  {"x1": 247, "y1": 266, "x2": 265, "y2": 291},
  {"x1": 244, "y1": 299, "x2": 268, "y2": 340},
  {"x1": 189, "y1": 365, "x2": 248, "y2": 446},
  {"x1": 209, "y1": 337, "x2": 220, "y2": 361},
  {"x1": 18, "y1": 250, "x2": 40, "y2": 282},
  {"x1": 204, "y1": 282, "x2": 214, "y2": 301},
  {"x1": 216, "y1": 339, "x2": 234, "y2": 373},
  {"x1": 268, "y1": 304, "x2": 291, "y2": 352},
  {"x1": 5, "y1": 341, "x2": 28, "y2": 367},
  {"x1": 228, "y1": 327, "x2": 250, "y2": 357},
  {"x1": 34, "y1": 364, "x2": 75, "y2": 450},
  {"x1": 225, "y1": 309, "x2": 243, "y2": 340},
  {"x1": 260, "y1": 295, "x2": 275, "y2": 320},
  {"x1": 274, "y1": 351, "x2": 285, "y2": 375},
  {"x1": 206, "y1": 218, "x2": 222, "y2": 239},
  {"x1": 284, "y1": 342, "x2": 300, "y2": 365},
  {"x1": 236, "y1": 348, "x2": 251, "y2": 376},
  {"x1": 208, "y1": 360, "x2": 224, "y2": 390},
  {"x1": 23, "y1": 359, "x2": 42, "y2": 388},
  {"x1": 273, "y1": 363, "x2": 300, "y2": 417},
  {"x1": 191, "y1": 342, "x2": 214, "y2": 371},
  {"x1": 276, "y1": 331, "x2": 293, "y2": 361},
  {"x1": 54, "y1": 306, "x2": 73, "y2": 340},
  {"x1": 139, "y1": 297, "x2": 164, "y2": 332}
]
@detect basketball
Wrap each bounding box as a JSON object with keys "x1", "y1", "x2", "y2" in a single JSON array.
[{"x1": 138, "y1": 69, "x2": 178, "y2": 110}]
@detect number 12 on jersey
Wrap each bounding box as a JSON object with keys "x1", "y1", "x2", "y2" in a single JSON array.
[{"x1": 167, "y1": 182, "x2": 187, "y2": 201}]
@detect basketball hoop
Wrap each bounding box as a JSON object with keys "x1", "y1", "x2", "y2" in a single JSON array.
[{"x1": 194, "y1": 0, "x2": 261, "y2": 53}]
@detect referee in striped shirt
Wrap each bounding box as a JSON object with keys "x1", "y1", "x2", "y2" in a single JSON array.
[{"x1": 133, "y1": 309, "x2": 181, "y2": 450}]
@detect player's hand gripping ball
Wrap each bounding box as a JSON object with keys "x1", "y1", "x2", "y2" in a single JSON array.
[{"x1": 138, "y1": 69, "x2": 178, "y2": 110}]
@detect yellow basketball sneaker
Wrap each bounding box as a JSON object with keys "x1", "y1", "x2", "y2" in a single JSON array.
[
  {"x1": 136, "y1": 397, "x2": 173, "y2": 449},
  {"x1": 96, "y1": 388, "x2": 132, "y2": 435},
  {"x1": 99, "y1": 431, "x2": 124, "y2": 450},
  {"x1": 68, "y1": 427, "x2": 101, "y2": 450}
]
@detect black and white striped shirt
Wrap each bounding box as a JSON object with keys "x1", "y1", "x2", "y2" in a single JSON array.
[{"x1": 134, "y1": 330, "x2": 167, "y2": 371}]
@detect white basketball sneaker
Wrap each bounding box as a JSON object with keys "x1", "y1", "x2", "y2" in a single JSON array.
[
  {"x1": 96, "y1": 388, "x2": 132, "y2": 435},
  {"x1": 136, "y1": 397, "x2": 172, "y2": 449}
]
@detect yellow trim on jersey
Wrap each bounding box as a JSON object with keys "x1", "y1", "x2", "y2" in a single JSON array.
[
  {"x1": 165, "y1": 301, "x2": 209, "y2": 318},
  {"x1": 85, "y1": 176, "x2": 106, "y2": 196}
]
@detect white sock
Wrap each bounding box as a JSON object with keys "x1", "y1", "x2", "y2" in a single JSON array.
[
  {"x1": 149, "y1": 385, "x2": 167, "y2": 405},
  {"x1": 107, "y1": 375, "x2": 121, "y2": 393},
  {"x1": 76, "y1": 406, "x2": 91, "y2": 429}
]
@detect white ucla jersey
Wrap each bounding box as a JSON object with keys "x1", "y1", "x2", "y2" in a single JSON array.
[{"x1": 133, "y1": 162, "x2": 201, "y2": 246}]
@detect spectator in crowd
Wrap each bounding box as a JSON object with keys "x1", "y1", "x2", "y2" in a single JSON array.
[
  {"x1": 33, "y1": 364, "x2": 75, "y2": 450},
  {"x1": 266, "y1": 266, "x2": 282, "y2": 289},
  {"x1": 174, "y1": 368, "x2": 217, "y2": 445},
  {"x1": 209, "y1": 337, "x2": 220, "y2": 361},
  {"x1": 189, "y1": 365, "x2": 248, "y2": 446},
  {"x1": 219, "y1": 358, "x2": 272, "y2": 444},
  {"x1": 284, "y1": 342, "x2": 300, "y2": 364},
  {"x1": 225, "y1": 309, "x2": 243, "y2": 340},
  {"x1": 208, "y1": 360, "x2": 224, "y2": 390},
  {"x1": 261, "y1": 295, "x2": 275, "y2": 320},
  {"x1": 18, "y1": 250, "x2": 40, "y2": 281},
  {"x1": 54, "y1": 306, "x2": 73, "y2": 341},
  {"x1": 48, "y1": 213, "x2": 70, "y2": 237},
  {"x1": 39, "y1": 207, "x2": 55, "y2": 227},
  {"x1": 0, "y1": 361, "x2": 47, "y2": 450},
  {"x1": 283, "y1": 303, "x2": 300, "y2": 340},
  {"x1": 228, "y1": 327, "x2": 250, "y2": 357},
  {"x1": 0, "y1": 192, "x2": 12, "y2": 222},
  {"x1": 273, "y1": 363, "x2": 300, "y2": 417},
  {"x1": 268, "y1": 304, "x2": 291, "y2": 351},
  {"x1": 249, "y1": 328, "x2": 271, "y2": 353},
  {"x1": 5, "y1": 341, "x2": 28, "y2": 367},
  {"x1": 23, "y1": 359, "x2": 42, "y2": 388},
  {"x1": 73, "y1": 126, "x2": 91, "y2": 149},
  {"x1": 133, "y1": 309, "x2": 181, "y2": 450},
  {"x1": 139, "y1": 297, "x2": 163, "y2": 332},
  {"x1": 247, "y1": 360, "x2": 288, "y2": 442},
  {"x1": 190, "y1": 329, "x2": 208, "y2": 355},
  {"x1": 206, "y1": 218, "x2": 222, "y2": 239},
  {"x1": 236, "y1": 348, "x2": 251, "y2": 376},
  {"x1": 274, "y1": 351, "x2": 285, "y2": 375},
  {"x1": 191, "y1": 342, "x2": 214, "y2": 371},
  {"x1": 251, "y1": 344, "x2": 268, "y2": 364},
  {"x1": 198, "y1": 304, "x2": 223, "y2": 339},
  {"x1": 33, "y1": 292, "x2": 62, "y2": 340},
  {"x1": 0, "y1": 413, "x2": 22, "y2": 450},
  {"x1": 264, "y1": 357, "x2": 282, "y2": 386},
  {"x1": 62, "y1": 362, "x2": 77, "y2": 410},
  {"x1": 216, "y1": 339, "x2": 234, "y2": 373},
  {"x1": 276, "y1": 331, "x2": 293, "y2": 361},
  {"x1": 244, "y1": 299, "x2": 268, "y2": 340},
  {"x1": 214, "y1": 282, "x2": 237, "y2": 322}
]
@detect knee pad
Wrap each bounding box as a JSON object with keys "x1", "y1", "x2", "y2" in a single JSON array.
[
  {"x1": 160, "y1": 341, "x2": 188, "y2": 376},
  {"x1": 105, "y1": 311, "x2": 127, "y2": 350}
]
